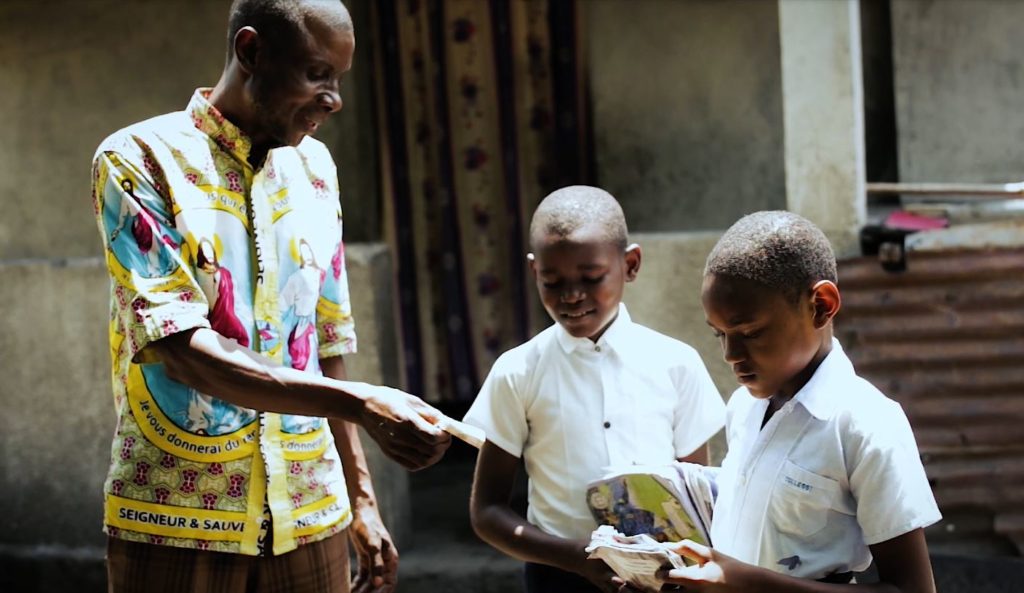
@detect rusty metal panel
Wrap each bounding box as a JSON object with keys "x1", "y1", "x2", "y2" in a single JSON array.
[{"x1": 835, "y1": 247, "x2": 1024, "y2": 553}]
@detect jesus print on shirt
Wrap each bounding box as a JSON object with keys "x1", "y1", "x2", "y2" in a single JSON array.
[
  {"x1": 195, "y1": 236, "x2": 250, "y2": 347},
  {"x1": 106, "y1": 178, "x2": 178, "y2": 277}
]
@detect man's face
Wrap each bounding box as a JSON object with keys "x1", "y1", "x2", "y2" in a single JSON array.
[
  {"x1": 701, "y1": 274, "x2": 823, "y2": 400},
  {"x1": 529, "y1": 225, "x2": 637, "y2": 341},
  {"x1": 249, "y1": 15, "x2": 354, "y2": 149}
]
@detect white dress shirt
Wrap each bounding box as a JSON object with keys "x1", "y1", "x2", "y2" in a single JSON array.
[
  {"x1": 464, "y1": 304, "x2": 726, "y2": 539},
  {"x1": 711, "y1": 339, "x2": 941, "y2": 579}
]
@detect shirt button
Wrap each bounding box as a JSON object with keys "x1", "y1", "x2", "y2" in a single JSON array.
[
  {"x1": 604, "y1": 421, "x2": 611, "y2": 429},
  {"x1": 595, "y1": 345, "x2": 602, "y2": 352}
]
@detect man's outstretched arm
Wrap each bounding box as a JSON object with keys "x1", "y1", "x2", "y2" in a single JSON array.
[{"x1": 148, "y1": 328, "x2": 450, "y2": 470}]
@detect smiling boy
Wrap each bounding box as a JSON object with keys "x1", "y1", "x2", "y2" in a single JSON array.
[{"x1": 464, "y1": 186, "x2": 726, "y2": 593}]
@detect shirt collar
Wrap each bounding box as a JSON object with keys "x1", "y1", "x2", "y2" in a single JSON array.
[
  {"x1": 555, "y1": 303, "x2": 633, "y2": 354},
  {"x1": 790, "y1": 338, "x2": 854, "y2": 420},
  {"x1": 187, "y1": 88, "x2": 254, "y2": 167}
]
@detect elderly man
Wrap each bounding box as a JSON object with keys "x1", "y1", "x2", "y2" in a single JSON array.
[{"x1": 90, "y1": 1, "x2": 450, "y2": 591}]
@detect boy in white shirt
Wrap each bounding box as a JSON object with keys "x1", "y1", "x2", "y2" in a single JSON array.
[
  {"x1": 464, "y1": 186, "x2": 726, "y2": 593},
  {"x1": 663, "y1": 211, "x2": 941, "y2": 592}
]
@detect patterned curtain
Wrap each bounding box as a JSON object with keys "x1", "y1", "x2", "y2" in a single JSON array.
[{"x1": 372, "y1": 0, "x2": 587, "y2": 403}]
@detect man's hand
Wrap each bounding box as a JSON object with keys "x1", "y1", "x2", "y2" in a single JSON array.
[
  {"x1": 348, "y1": 503, "x2": 398, "y2": 593},
  {"x1": 359, "y1": 384, "x2": 451, "y2": 470}
]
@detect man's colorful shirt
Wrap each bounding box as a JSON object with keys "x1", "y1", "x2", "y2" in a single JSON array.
[{"x1": 91, "y1": 89, "x2": 357, "y2": 555}]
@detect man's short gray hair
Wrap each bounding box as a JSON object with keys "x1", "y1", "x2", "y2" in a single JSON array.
[{"x1": 226, "y1": 0, "x2": 352, "y2": 61}]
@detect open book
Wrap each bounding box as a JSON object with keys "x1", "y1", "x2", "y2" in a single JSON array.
[
  {"x1": 585, "y1": 526, "x2": 686, "y2": 593},
  {"x1": 585, "y1": 463, "x2": 718, "y2": 590},
  {"x1": 585, "y1": 462, "x2": 717, "y2": 547}
]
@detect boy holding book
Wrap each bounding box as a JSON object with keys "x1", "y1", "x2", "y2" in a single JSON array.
[
  {"x1": 663, "y1": 211, "x2": 940, "y2": 592},
  {"x1": 464, "y1": 186, "x2": 726, "y2": 593}
]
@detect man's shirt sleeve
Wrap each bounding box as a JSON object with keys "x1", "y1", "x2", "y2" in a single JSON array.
[
  {"x1": 316, "y1": 181, "x2": 357, "y2": 360},
  {"x1": 92, "y1": 149, "x2": 210, "y2": 363}
]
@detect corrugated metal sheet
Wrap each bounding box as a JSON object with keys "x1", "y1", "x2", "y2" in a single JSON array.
[{"x1": 836, "y1": 247, "x2": 1024, "y2": 553}]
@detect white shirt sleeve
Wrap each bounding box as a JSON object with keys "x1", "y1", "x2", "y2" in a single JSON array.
[
  {"x1": 462, "y1": 351, "x2": 529, "y2": 458},
  {"x1": 848, "y1": 400, "x2": 942, "y2": 545},
  {"x1": 670, "y1": 347, "x2": 727, "y2": 459}
]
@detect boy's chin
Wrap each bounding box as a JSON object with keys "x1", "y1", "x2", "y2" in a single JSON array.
[
  {"x1": 559, "y1": 323, "x2": 598, "y2": 339},
  {"x1": 743, "y1": 384, "x2": 775, "y2": 399},
  {"x1": 555, "y1": 312, "x2": 614, "y2": 340}
]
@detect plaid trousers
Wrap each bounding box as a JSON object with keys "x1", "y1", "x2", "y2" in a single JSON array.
[{"x1": 106, "y1": 534, "x2": 350, "y2": 593}]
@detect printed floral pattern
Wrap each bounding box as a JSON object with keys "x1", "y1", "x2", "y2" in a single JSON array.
[{"x1": 93, "y1": 89, "x2": 356, "y2": 555}]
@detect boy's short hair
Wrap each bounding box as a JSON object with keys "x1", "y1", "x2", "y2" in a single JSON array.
[
  {"x1": 704, "y1": 210, "x2": 837, "y2": 302},
  {"x1": 529, "y1": 185, "x2": 628, "y2": 250}
]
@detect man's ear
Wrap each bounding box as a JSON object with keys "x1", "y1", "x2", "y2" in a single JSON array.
[
  {"x1": 810, "y1": 280, "x2": 841, "y2": 328},
  {"x1": 526, "y1": 252, "x2": 536, "y2": 274},
  {"x1": 233, "y1": 26, "x2": 261, "y2": 75},
  {"x1": 624, "y1": 243, "x2": 642, "y2": 282}
]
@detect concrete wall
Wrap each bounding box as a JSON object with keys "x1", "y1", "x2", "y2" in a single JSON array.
[
  {"x1": 585, "y1": 0, "x2": 787, "y2": 233},
  {"x1": 892, "y1": 0, "x2": 1024, "y2": 183},
  {"x1": 0, "y1": 259, "x2": 112, "y2": 548},
  {"x1": 0, "y1": 1, "x2": 226, "y2": 259},
  {"x1": 779, "y1": 0, "x2": 866, "y2": 256}
]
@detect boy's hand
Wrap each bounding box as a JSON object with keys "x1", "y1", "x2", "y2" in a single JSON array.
[
  {"x1": 658, "y1": 540, "x2": 753, "y2": 592},
  {"x1": 358, "y1": 384, "x2": 451, "y2": 470},
  {"x1": 575, "y1": 555, "x2": 637, "y2": 593}
]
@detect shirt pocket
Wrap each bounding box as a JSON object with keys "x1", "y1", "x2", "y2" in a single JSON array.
[{"x1": 768, "y1": 460, "x2": 839, "y2": 537}]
